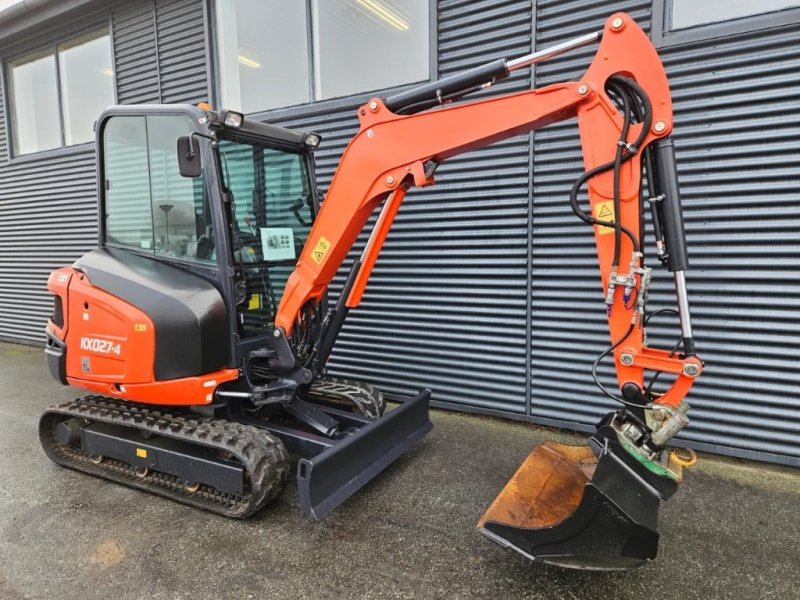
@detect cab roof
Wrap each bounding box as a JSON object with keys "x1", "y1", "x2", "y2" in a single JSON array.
[{"x1": 95, "y1": 104, "x2": 319, "y2": 152}]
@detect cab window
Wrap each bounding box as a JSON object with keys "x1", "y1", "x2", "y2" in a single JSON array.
[
  {"x1": 103, "y1": 115, "x2": 213, "y2": 263},
  {"x1": 216, "y1": 138, "x2": 314, "y2": 337}
]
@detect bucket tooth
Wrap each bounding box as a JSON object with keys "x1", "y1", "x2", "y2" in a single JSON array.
[{"x1": 478, "y1": 429, "x2": 677, "y2": 571}]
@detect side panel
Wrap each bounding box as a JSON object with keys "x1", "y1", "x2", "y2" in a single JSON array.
[
  {"x1": 75, "y1": 248, "x2": 231, "y2": 380},
  {"x1": 66, "y1": 369, "x2": 239, "y2": 405},
  {"x1": 47, "y1": 264, "x2": 239, "y2": 405},
  {"x1": 63, "y1": 270, "x2": 156, "y2": 384}
]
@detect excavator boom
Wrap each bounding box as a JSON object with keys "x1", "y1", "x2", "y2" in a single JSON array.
[{"x1": 273, "y1": 12, "x2": 702, "y2": 569}]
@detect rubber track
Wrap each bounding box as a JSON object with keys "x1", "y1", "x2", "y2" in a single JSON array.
[
  {"x1": 39, "y1": 396, "x2": 290, "y2": 518},
  {"x1": 304, "y1": 376, "x2": 386, "y2": 419}
]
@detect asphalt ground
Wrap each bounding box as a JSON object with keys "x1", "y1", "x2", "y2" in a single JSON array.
[{"x1": 1, "y1": 340, "x2": 798, "y2": 600}]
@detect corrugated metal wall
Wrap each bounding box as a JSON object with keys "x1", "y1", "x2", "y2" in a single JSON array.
[
  {"x1": 0, "y1": 0, "x2": 209, "y2": 344},
  {"x1": 155, "y1": 0, "x2": 209, "y2": 105},
  {"x1": 1, "y1": 0, "x2": 797, "y2": 465},
  {"x1": 660, "y1": 17, "x2": 800, "y2": 463}
]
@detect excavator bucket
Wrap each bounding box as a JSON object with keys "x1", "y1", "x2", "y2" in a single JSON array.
[{"x1": 478, "y1": 418, "x2": 681, "y2": 570}]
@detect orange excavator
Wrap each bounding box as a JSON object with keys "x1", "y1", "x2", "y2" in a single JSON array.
[{"x1": 40, "y1": 13, "x2": 701, "y2": 570}]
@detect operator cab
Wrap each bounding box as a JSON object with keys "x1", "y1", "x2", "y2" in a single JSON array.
[{"x1": 94, "y1": 104, "x2": 322, "y2": 363}]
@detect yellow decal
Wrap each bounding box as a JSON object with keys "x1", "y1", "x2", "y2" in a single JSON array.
[
  {"x1": 593, "y1": 201, "x2": 616, "y2": 235},
  {"x1": 248, "y1": 293, "x2": 261, "y2": 310},
  {"x1": 311, "y1": 236, "x2": 331, "y2": 264},
  {"x1": 134, "y1": 324, "x2": 147, "y2": 332},
  {"x1": 135, "y1": 448, "x2": 147, "y2": 458}
]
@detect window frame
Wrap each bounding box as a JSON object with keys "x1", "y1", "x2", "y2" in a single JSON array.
[
  {"x1": 652, "y1": 0, "x2": 800, "y2": 47},
  {"x1": 210, "y1": 0, "x2": 437, "y2": 117},
  {"x1": 2, "y1": 21, "x2": 117, "y2": 160}
]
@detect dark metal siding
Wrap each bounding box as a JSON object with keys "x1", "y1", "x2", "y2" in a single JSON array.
[
  {"x1": 0, "y1": 0, "x2": 209, "y2": 345},
  {"x1": 0, "y1": 7, "x2": 105, "y2": 343},
  {"x1": 155, "y1": 0, "x2": 209, "y2": 105},
  {"x1": 530, "y1": 0, "x2": 800, "y2": 465},
  {"x1": 112, "y1": 1, "x2": 160, "y2": 104},
  {"x1": 660, "y1": 23, "x2": 800, "y2": 464}
]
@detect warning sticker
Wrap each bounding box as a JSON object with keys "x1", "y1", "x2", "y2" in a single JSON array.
[
  {"x1": 311, "y1": 236, "x2": 331, "y2": 264},
  {"x1": 136, "y1": 448, "x2": 147, "y2": 458},
  {"x1": 593, "y1": 201, "x2": 616, "y2": 235}
]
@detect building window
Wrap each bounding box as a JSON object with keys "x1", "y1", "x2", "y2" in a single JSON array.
[
  {"x1": 215, "y1": 0, "x2": 430, "y2": 113},
  {"x1": 671, "y1": 0, "x2": 800, "y2": 30},
  {"x1": 653, "y1": 0, "x2": 800, "y2": 45},
  {"x1": 7, "y1": 29, "x2": 114, "y2": 156}
]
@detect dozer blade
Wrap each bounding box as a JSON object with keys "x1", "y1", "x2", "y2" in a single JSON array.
[
  {"x1": 478, "y1": 425, "x2": 678, "y2": 571},
  {"x1": 297, "y1": 388, "x2": 432, "y2": 519}
]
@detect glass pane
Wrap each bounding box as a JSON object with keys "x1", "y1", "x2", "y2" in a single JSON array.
[
  {"x1": 312, "y1": 0, "x2": 429, "y2": 100},
  {"x1": 58, "y1": 31, "x2": 115, "y2": 145},
  {"x1": 217, "y1": 138, "x2": 313, "y2": 335},
  {"x1": 671, "y1": 0, "x2": 800, "y2": 29},
  {"x1": 146, "y1": 116, "x2": 212, "y2": 262},
  {"x1": 216, "y1": 0, "x2": 310, "y2": 112},
  {"x1": 104, "y1": 116, "x2": 153, "y2": 251},
  {"x1": 9, "y1": 50, "x2": 60, "y2": 155}
]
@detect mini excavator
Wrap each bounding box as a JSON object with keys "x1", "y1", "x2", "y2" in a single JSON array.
[{"x1": 41, "y1": 13, "x2": 702, "y2": 570}]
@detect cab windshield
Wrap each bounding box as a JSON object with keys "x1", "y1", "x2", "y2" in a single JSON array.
[
  {"x1": 216, "y1": 138, "x2": 314, "y2": 337},
  {"x1": 216, "y1": 138, "x2": 313, "y2": 265}
]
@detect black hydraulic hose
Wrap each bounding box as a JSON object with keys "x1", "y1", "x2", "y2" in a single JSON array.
[
  {"x1": 591, "y1": 321, "x2": 637, "y2": 406},
  {"x1": 626, "y1": 86, "x2": 649, "y2": 265},
  {"x1": 568, "y1": 76, "x2": 652, "y2": 260},
  {"x1": 622, "y1": 77, "x2": 655, "y2": 261},
  {"x1": 642, "y1": 308, "x2": 683, "y2": 395}
]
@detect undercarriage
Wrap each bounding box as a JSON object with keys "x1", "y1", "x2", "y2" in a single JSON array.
[{"x1": 40, "y1": 378, "x2": 432, "y2": 519}]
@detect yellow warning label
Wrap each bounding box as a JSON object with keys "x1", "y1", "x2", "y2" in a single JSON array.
[
  {"x1": 311, "y1": 236, "x2": 331, "y2": 264},
  {"x1": 593, "y1": 201, "x2": 616, "y2": 235},
  {"x1": 136, "y1": 448, "x2": 147, "y2": 458},
  {"x1": 248, "y1": 293, "x2": 261, "y2": 310},
  {"x1": 134, "y1": 324, "x2": 147, "y2": 332}
]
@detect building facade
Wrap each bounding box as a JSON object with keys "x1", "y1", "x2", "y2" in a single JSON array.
[{"x1": 0, "y1": 0, "x2": 798, "y2": 465}]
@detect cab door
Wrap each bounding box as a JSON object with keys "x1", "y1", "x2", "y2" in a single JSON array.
[{"x1": 214, "y1": 138, "x2": 316, "y2": 349}]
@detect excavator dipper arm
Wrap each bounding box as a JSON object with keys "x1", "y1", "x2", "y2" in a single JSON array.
[{"x1": 272, "y1": 13, "x2": 703, "y2": 569}]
